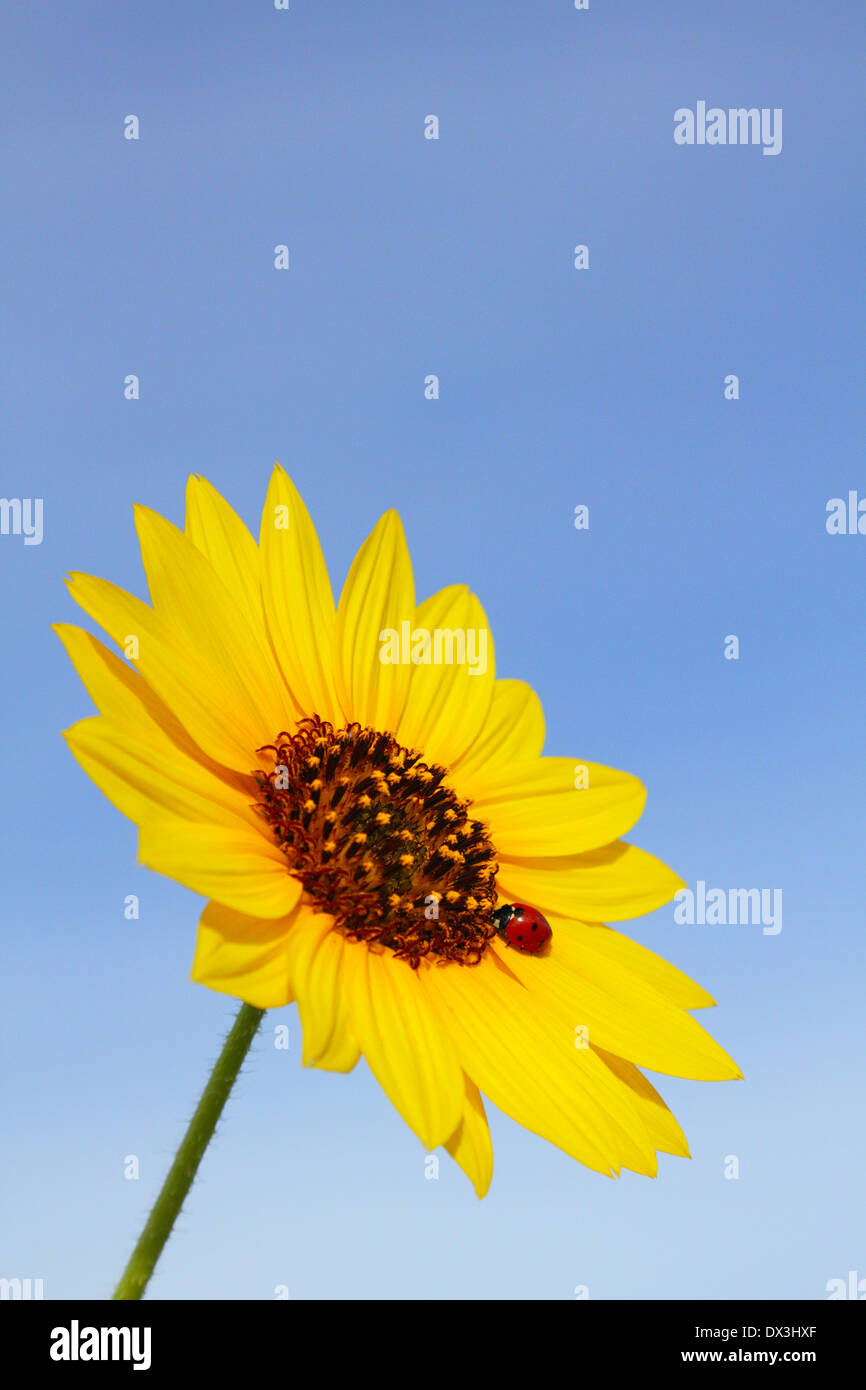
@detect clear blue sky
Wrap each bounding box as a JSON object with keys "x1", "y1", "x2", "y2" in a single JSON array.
[{"x1": 2, "y1": 1, "x2": 864, "y2": 1299}]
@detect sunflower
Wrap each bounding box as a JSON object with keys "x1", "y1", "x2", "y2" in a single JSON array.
[{"x1": 56, "y1": 466, "x2": 740, "y2": 1198}]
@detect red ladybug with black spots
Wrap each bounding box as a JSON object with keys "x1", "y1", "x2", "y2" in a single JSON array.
[{"x1": 493, "y1": 903, "x2": 552, "y2": 954}]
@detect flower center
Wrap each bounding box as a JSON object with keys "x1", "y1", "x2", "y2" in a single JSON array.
[{"x1": 252, "y1": 716, "x2": 499, "y2": 967}]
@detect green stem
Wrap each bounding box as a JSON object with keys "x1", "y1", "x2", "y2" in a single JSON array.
[{"x1": 113, "y1": 1002, "x2": 265, "y2": 1300}]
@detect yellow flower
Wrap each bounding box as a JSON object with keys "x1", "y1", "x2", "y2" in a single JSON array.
[{"x1": 56, "y1": 467, "x2": 740, "y2": 1196}]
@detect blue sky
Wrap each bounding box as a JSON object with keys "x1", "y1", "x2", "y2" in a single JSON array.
[{"x1": 2, "y1": 1, "x2": 864, "y2": 1299}]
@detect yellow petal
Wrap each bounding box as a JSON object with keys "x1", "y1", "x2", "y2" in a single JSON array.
[
  {"x1": 66, "y1": 572, "x2": 269, "y2": 773},
  {"x1": 335, "y1": 511, "x2": 415, "y2": 732},
  {"x1": 497, "y1": 930, "x2": 741, "y2": 1080},
  {"x1": 452, "y1": 678, "x2": 545, "y2": 782},
  {"x1": 135, "y1": 504, "x2": 291, "y2": 744},
  {"x1": 549, "y1": 918, "x2": 716, "y2": 1010},
  {"x1": 184, "y1": 475, "x2": 263, "y2": 627},
  {"x1": 469, "y1": 757, "x2": 646, "y2": 856},
  {"x1": 396, "y1": 585, "x2": 495, "y2": 769},
  {"x1": 497, "y1": 841, "x2": 684, "y2": 922},
  {"x1": 594, "y1": 1049, "x2": 690, "y2": 1158},
  {"x1": 191, "y1": 899, "x2": 296, "y2": 1008},
  {"x1": 422, "y1": 953, "x2": 657, "y2": 1176},
  {"x1": 63, "y1": 715, "x2": 257, "y2": 830},
  {"x1": 54, "y1": 623, "x2": 247, "y2": 789},
  {"x1": 259, "y1": 466, "x2": 341, "y2": 723},
  {"x1": 341, "y1": 945, "x2": 463, "y2": 1150},
  {"x1": 137, "y1": 819, "x2": 301, "y2": 919},
  {"x1": 444, "y1": 1075, "x2": 494, "y2": 1198},
  {"x1": 285, "y1": 912, "x2": 360, "y2": 1072}
]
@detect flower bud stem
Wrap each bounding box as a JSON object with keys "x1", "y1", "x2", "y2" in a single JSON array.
[{"x1": 113, "y1": 1002, "x2": 265, "y2": 1300}]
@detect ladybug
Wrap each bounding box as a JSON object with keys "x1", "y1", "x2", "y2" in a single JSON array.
[{"x1": 492, "y1": 903, "x2": 552, "y2": 954}]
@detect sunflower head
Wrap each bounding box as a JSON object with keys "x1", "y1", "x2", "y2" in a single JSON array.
[{"x1": 57, "y1": 466, "x2": 741, "y2": 1195}]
